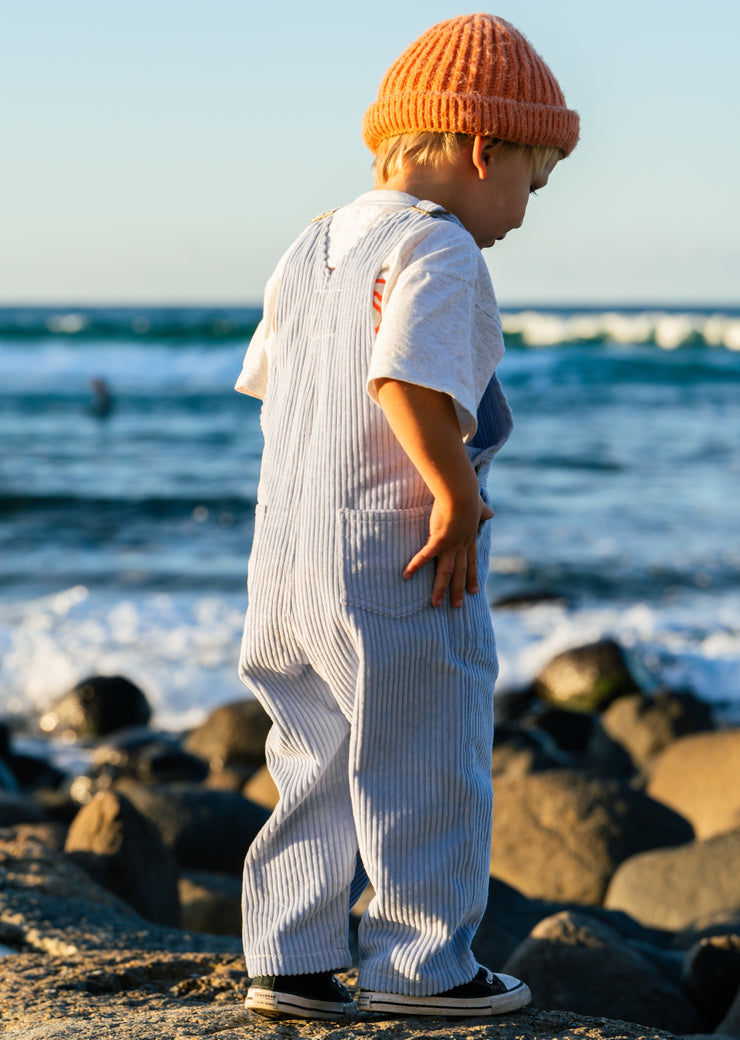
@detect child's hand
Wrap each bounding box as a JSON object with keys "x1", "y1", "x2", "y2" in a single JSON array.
[
  {"x1": 374, "y1": 378, "x2": 495, "y2": 608},
  {"x1": 404, "y1": 493, "x2": 494, "y2": 608}
]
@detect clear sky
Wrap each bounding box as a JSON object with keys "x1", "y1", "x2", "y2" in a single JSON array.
[{"x1": 2, "y1": 0, "x2": 739, "y2": 306}]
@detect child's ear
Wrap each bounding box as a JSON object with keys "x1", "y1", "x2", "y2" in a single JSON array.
[{"x1": 472, "y1": 136, "x2": 492, "y2": 180}]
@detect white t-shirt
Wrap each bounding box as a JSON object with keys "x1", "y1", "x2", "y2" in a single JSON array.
[{"x1": 235, "y1": 190, "x2": 505, "y2": 443}]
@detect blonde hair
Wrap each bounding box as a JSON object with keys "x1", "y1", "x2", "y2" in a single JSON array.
[{"x1": 373, "y1": 131, "x2": 562, "y2": 186}]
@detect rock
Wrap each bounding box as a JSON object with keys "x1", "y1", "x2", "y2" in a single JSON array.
[
  {"x1": 92, "y1": 730, "x2": 209, "y2": 785},
  {"x1": 113, "y1": 777, "x2": 269, "y2": 875},
  {"x1": 472, "y1": 877, "x2": 674, "y2": 970},
  {"x1": 185, "y1": 698, "x2": 272, "y2": 772},
  {"x1": 13, "y1": 822, "x2": 68, "y2": 851},
  {"x1": 605, "y1": 830, "x2": 740, "y2": 931},
  {"x1": 0, "y1": 832, "x2": 697, "y2": 1039},
  {"x1": 528, "y1": 707, "x2": 595, "y2": 753},
  {"x1": 494, "y1": 590, "x2": 570, "y2": 609},
  {"x1": 206, "y1": 763, "x2": 255, "y2": 791},
  {"x1": 39, "y1": 676, "x2": 152, "y2": 739},
  {"x1": 0, "y1": 720, "x2": 11, "y2": 759},
  {"x1": 242, "y1": 764, "x2": 279, "y2": 808},
  {"x1": 0, "y1": 755, "x2": 18, "y2": 791},
  {"x1": 64, "y1": 790, "x2": 181, "y2": 927},
  {"x1": 682, "y1": 934, "x2": 740, "y2": 1025},
  {"x1": 178, "y1": 870, "x2": 242, "y2": 935},
  {"x1": 719, "y1": 981, "x2": 740, "y2": 1038},
  {"x1": 503, "y1": 910, "x2": 704, "y2": 1034},
  {"x1": 31, "y1": 787, "x2": 81, "y2": 825},
  {"x1": 675, "y1": 912, "x2": 740, "y2": 949},
  {"x1": 5, "y1": 752, "x2": 66, "y2": 790},
  {"x1": 0, "y1": 792, "x2": 46, "y2": 827},
  {"x1": 490, "y1": 769, "x2": 694, "y2": 904},
  {"x1": 588, "y1": 689, "x2": 714, "y2": 777},
  {"x1": 0, "y1": 950, "x2": 250, "y2": 1038},
  {"x1": 493, "y1": 686, "x2": 538, "y2": 723},
  {"x1": 533, "y1": 639, "x2": 639, "y2": 713},
  {"x1": 647, "y1": 730, "x2": 740, "y2": 839},
  {"x1": 0, "y1": 829, "x2": 241, "y2": 956},
  {"x1": 0, "y1": 945, "x2": 694, "y2": 1040}
]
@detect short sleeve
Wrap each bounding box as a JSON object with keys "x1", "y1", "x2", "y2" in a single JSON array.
[
  {"x1": 367, "y1": 224, "x2": 502, "y2": 442},
  {"x1": 235, "y1": 256, "x2": 284, "y2": 400}
]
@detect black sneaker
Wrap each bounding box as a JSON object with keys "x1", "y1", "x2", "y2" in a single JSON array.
[
  {"x1": 357, "y1": 965, "x2": 531, "y2": 1017},
  {"x1": 245, "y1": 971, "x2": 357, "y2": 1020}
]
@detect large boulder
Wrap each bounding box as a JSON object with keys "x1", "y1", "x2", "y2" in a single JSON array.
[
  {"x1": 490, "y1": 769, "x2": 693, "y2": 904},
  {"x1": 92, "y1": 730, "x2": 209, "y2": 786},
  {"x1": 0, "y1": 792, "x2": 45, "y2": 827},
  {"x1": 675, "y1": 911, "x2": 740, "y2": 950},
  {"x1": 178, "y1": 870, "x2": 242, "y2": 936},
  {"x1": 647, "y1": 729, "x2": 740, "y2": 839},
  {"x1": 605, "y1": 830, "x2": 740, "y2": 930},
  {"x1": 719, "y1": 981, "x2": 740, "y2": 1038},
  {"x1": 113, "y1": 778, "x2": 269, "y2": 875},
  {"x1": 184, "y1": 699, "x2": 271, "y2": 773},
  {"x1": 0, "y1": 829, "x2": 241, "y2": 956},
  {"x1": 503, "y1": 910, "x2": 704, "y2": 1034},
  {"x1": 682, "y1": 933, "x2": 740, "y2": 1026},
  {"x1": 242, "y1": 764, "x2": 279, "y2": 809},
  {"x1": 587, "y1": 689, "x2": 714, "y2": 777},
  {"x1": 39, "y1": 676, "x2": 152, "y2": 739},
  {"x1": 472, "y1": 876, "x2": 674, "y2": 970},
  {"x1": 532, "y1": 639, "x2": 639, "y2": 714},
  {"x1": 65, "y1": 790, "x2": 181, "y2": 927}
]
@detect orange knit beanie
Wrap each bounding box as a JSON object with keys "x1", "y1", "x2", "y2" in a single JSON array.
[{"x1": 362, "y1": 14, "x2": 579, "y2": 157}]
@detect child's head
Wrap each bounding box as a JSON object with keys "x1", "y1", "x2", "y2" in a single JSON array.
[{"x1": 363, "y1": 14, "x2": 579, "y2": 187}]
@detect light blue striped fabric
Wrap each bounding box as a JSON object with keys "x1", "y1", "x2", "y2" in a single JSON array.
[{"x1": 239, "y1": 200, "x2": 512, "y2": 995}]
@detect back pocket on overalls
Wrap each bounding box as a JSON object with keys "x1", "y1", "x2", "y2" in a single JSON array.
[{"x1": 338, "y1": 506, "x2": 434, "y2": 618}]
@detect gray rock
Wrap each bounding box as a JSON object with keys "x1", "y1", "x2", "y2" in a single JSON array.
[
  {"x1": 185, "y1": 698, "x2": 271, "y2": 772},
  {"x1": 179, "y1": 870, "x2": 242, "y2": 935},
  {"x1": 588, "y1": 689, "x2": 714, "y2": 778},
  {"x1": 472, "y1": 877, "x2": 676, "y2": 970},
  {"x1": 503, "y1": 910, "x2": 704, "y2": 1034},
  {"x1": 491, "y1": 724, "x2": 573, "y2": 778},
  {"x1": 0, "y1": 828, "x2": 241, "y2": 955},
  {"x1": 490, "y1": 769, "x2": 694, "y2": 904},
  {"x1": 527, "y1": 707, "x2": 595, "y2": 753},
  {"x1": 113, "y1": 777, "x2": 269, "y2": 875},
  {"x1": 718, "y1": 981, "x2": 740, "y2": 1038},
  {"x1": 648, "y1": 730, "x2": 740, "y2": 839},
  {"x1": 39, "y1": 675, "x2": 152, "y2": 739},
  {"x1": 12, "y1": 821, "x2": 68, "y2": 851},
  {"x1": 675, "y1": 912, "x2": 740, "y2": 950},
  {"x1": 0, "y1": 755, "x2": 19, "y2": 791},
  {"x1": 682, "y1": 934, "x2": 740, "y2": 1026},
  {"x1": 64, "y1": 789, "x2": 181, "y2": 927},
  {"x1": 0, "y1": 944, "x2": 691, "y2": 1039},
  {"x1": 605, "y1": 831, "x2": 740, "y2": 931},
  {"x1": 532, "y1": 639, "x2": 640, "y2": 714},
  {"x1": 92, "y1": 730, "x2": 209, "y2": 785},
  {"x1": 0, "y1": 792, "x2": 45, "y2": 827}
]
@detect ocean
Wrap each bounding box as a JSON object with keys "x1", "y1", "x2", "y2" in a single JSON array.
[{"x1": 1, "y1": 304, "x2": 739, "y2": 738}]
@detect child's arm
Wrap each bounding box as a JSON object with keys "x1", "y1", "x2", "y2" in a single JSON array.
[{"x1": 375, "y1": 378, "x2": 494, "y2": 609}]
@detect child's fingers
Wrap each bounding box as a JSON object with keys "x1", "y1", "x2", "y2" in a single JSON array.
[
  {"x1": 403, "y1": 544, "x2": 435, "y2": 579},
  {"x1": 465, "y1": 539, "x2": 480, "y2": 596},
  {"x1": 481, "y1": 502, "x2": 495, "y2": 523}
]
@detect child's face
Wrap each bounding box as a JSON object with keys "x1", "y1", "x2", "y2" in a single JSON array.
[{"x1": 458, "y1": 142, "x2": 558, "y2": 250}]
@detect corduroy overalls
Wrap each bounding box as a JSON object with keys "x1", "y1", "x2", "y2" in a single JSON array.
[{"x1": 239, "y1": 200, "x2": 513, "y2": 995}]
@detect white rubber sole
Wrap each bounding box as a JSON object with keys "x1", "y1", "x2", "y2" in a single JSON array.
[
  {"x1": 245, "y1": 986, "x2": 358, "y2": 1021},
  {"x1": 357, "y1": 974, "x2": 531, "y2": 1017}
]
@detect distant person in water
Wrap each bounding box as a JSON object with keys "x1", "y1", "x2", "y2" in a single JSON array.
[
  {"x1": 235, "y1": 12, "x2": 578, "y2": 1022},
  {"x1": 90, "y1": 377, "x2": 113, "y2": 419}
]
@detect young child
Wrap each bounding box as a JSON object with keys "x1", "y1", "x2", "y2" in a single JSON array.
[{"x1": 236, "y1": 13, "x2": 578, "y2": 1020}]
